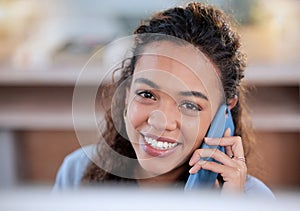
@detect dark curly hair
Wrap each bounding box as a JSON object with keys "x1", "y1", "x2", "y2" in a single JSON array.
[{"x1": 82, "y1": 2, "x2": 255, "y2": 185}]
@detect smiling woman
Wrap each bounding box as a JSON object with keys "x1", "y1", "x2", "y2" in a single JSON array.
[{"x1": 53, "y1": 2, "x2": 274, "y2": 198}]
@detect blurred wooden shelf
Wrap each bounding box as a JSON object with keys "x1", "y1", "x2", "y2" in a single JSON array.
[
  {"x1": 251, "y1": 113, "x2": 300, "y2": 132},
  {"x1": 0, "y1": 63, "x2": 104, "y2": 86},
  {"x1": 0, "y1": 106, "x2": 100, "y2": 131},
  {"x1": 0, "y1": 86, "x2": 101, "y2": 130},
  {"x1": 245, "y1": 63, "x2": 300, "y2": 86},
  {"x1": 0, "y1": 107, "x2": 298, "y2": 131},
  {"x1": 0, "y1": 110, "x2": 88, "y2": 130}
]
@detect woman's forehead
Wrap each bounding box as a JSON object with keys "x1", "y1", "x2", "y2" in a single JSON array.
[
  {"x1": 138, "y1": 41, "x2": 210, "y2": 68},
  {"x1": 135, "y1": 41, "x2": 221, "y2": 83},
  {"x1": 132, "y1": 41, "x2": 224, "y2": 103}
]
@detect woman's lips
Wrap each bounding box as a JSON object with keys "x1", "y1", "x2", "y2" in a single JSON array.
[{"x1": 141, "y1": 133, "x2": 180, "y2": 157}]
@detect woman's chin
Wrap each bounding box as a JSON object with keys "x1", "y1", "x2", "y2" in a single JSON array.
[{"x1": 134, "y1": 159, "x2": 169, "y2": 176}]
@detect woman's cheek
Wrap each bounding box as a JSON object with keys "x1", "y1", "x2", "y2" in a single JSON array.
[{"x1": 127, "y1": 102, "x2": 151, "y2": 129}]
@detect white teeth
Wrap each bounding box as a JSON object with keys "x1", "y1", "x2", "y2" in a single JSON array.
[{"x1": 144, "y1": 136, "x2": 178, "y2": 150}]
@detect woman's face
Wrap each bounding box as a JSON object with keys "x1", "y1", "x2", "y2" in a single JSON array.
[{"x1": 124, "y1": 41, "x2": 224, "y2": 176}]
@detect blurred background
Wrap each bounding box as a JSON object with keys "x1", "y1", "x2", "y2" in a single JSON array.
[{"x1": 0, "y1": 0, "x2": 299, "y2": 193}]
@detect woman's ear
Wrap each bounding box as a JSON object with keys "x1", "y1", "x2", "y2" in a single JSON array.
[{"x1": 226, "y1": 95, "x2": 238, "y2": 110}]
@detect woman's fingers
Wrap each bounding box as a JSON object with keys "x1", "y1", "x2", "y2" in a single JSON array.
[
  {"x1": 189, "y1": 159, "x2": 246, "y2": 177},
  {"x1": 224, "y1": 128, "x2": 233, "y2": 157},
  {"x1": 189, "y1": 132, "x2": 247, "y2": 174},
  {"x1": 188, "y1": 129, "x2": 247, "y2": 193},
  {"x1": 204, "y1": 134, "x2": 244, "y2": 158},
  {"x1": 189, "y1": 160, "x2": 205, "y2": 174},
  {"x1": 189, "y1": 160, "x2": 247, "y2": 192},
  {"x1": 203, "y1": 161, "x2": 247, "y2": 192},
  {"x1": 189, "y1": 148, "x2": 237, "y2": 168}
]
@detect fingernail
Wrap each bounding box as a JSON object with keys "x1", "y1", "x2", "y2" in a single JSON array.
[
  {"x1": 189, "y1": 166, "x2": 198, "y2": 174},
  {"x1": 189, "y1": 162, "x2": 204, "y2": 174},
  {"x1": 189, "y1": 154, "x2": 199, "y2": 166},
  {"x1": 204, "y1": 137, "x2": 213, "y2": 142},
  {"x1": 224, "y1": 128, "x2": 231, "y2": 136}
]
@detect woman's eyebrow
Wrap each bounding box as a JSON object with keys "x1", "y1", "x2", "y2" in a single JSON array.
[
  {"x1": 134, "y1": 78, "x2": 160, "y2": 89},
  {"x1": 134, "y1": 77, "x2": 208, "y2": 101},
  {"x1": 179, "y1": 91, "x2": 208, "y2": 101}
]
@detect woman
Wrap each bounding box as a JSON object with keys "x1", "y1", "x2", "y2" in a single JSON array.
[{"x1": 54, "y1": 2, "x2": 274, "y2": 197}]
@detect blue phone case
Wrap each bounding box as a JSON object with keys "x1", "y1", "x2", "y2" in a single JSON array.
[{"x1": 184, "y1": 104, "x2": 235, "y2": 191}]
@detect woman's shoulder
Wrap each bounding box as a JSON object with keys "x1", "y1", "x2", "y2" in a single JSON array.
[
  {"x1": 244, "y1": 175, "x2": 275, "y2": 199},
  {"x1": 52, "y1": 144, "x2": 96, "y2": 191}
]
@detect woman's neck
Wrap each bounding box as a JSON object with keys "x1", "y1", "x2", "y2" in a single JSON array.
[{"x1": 135, "y1": 164, "x2": 188, "y2": 188}]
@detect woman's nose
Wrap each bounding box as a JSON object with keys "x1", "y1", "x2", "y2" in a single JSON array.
[{"x1": 147, "y1": 106, "x2": 179, "y2": 131}]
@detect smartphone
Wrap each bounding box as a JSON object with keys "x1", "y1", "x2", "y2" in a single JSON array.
[{"x1": 184, "y1": 103, "x2": 235, "y2": 191}]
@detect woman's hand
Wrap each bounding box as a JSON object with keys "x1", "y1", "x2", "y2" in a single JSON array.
[{"x1": 188, "y1": 128, "x2": 247, "y2": 193}]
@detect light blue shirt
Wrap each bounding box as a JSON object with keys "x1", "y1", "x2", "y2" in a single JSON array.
[{"x1": 53, "y1": 145, "x2": 275, "y2": 199}]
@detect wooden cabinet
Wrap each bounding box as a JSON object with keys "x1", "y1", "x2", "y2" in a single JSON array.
[{"x1": 245, "y1": 64, "x2": 300, "y2": 189}]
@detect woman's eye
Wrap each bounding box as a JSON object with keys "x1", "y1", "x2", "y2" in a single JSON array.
[
  {"x1": 179, "y1": 101, "x2": 202, "y2": 115},
  {"x1": 136, "y1": 90, "x2": 156, "y2": 101}
]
